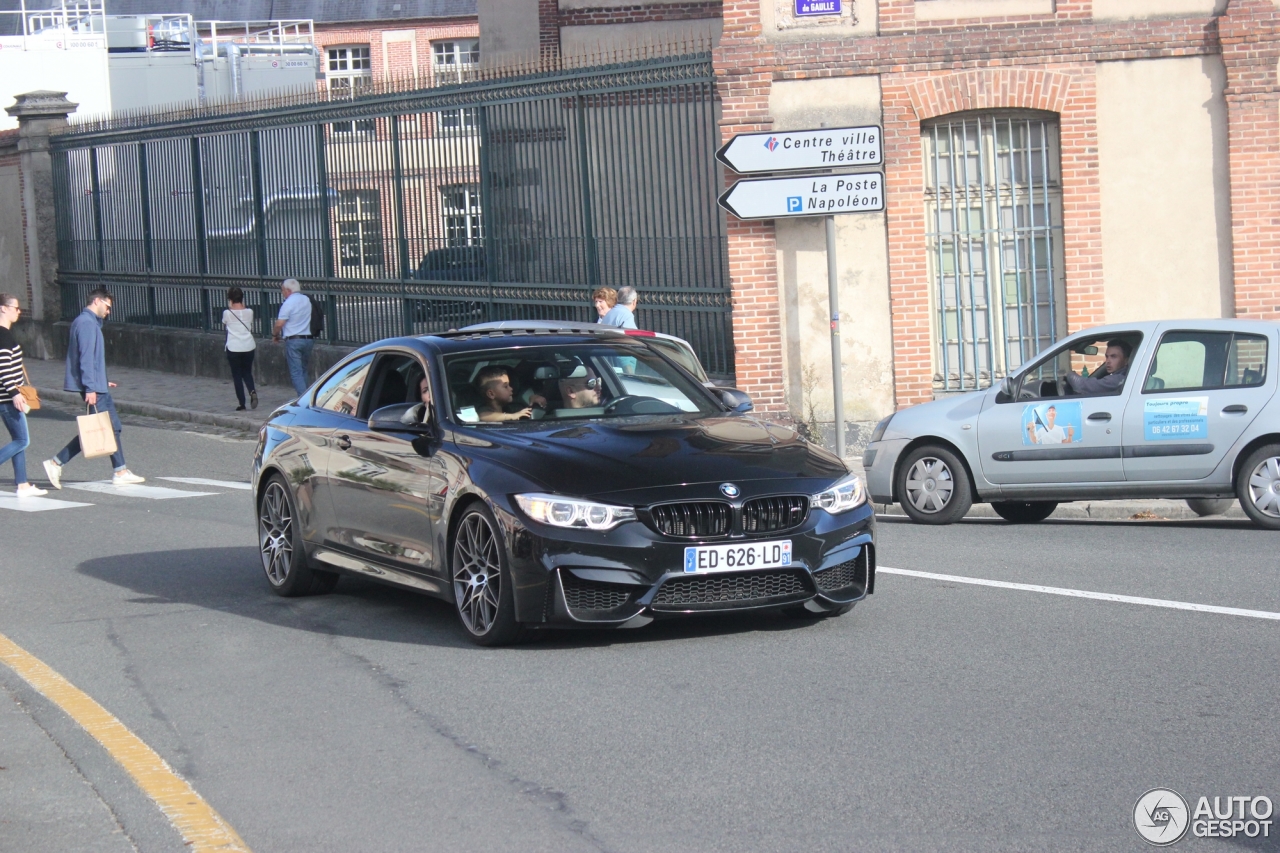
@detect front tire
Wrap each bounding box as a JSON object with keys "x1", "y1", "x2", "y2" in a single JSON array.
[
  {"x1": 451, "y1": 504, "x2": 523, "y2": 646},
  {"x1": 896, "y1": 445, "x2": 973, "y2": 525},
  {"x1": 257, "y1": 475, "x2": 338, "y2": 596},
  {"x1": 1236, "y1": 445, "x2": 1280, "y2": 530},
  {"x1": 991, "y1": 500, "x2": 1058, "y2": 523}
]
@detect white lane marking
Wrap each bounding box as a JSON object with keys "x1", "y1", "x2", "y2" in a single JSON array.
[
  {"x1": 0, "y1": 494, "x2": 94, "y2": 512},
  {"x1": 878, "y1": 566, "x2": 1280, "y2": 622},
  {"x1": 158, "y1": 477, "x2": 252, "y2": 491},
  {"x1": 64, "y1": 482, "x2": 217, "y2": 500}
]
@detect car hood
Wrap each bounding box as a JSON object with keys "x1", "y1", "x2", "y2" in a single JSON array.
[
  {"x1": 882, "y1": 388, "x2": 989, "y2": 440},
  {"x1": 450, "y1": 414, "x2": 847, "y2": 498}
]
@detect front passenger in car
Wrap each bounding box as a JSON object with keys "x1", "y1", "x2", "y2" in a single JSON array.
[{"x1": 1065, "y1": 339, "x2": 1132, "y2": 395}]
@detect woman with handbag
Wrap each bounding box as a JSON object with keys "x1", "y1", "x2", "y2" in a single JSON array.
[
  {"x1": 0, "y1": 294, "x2": 47, "y2": 496},
  {"x1": 223, "y1": 287, "x2": 258, "y2": 411}
]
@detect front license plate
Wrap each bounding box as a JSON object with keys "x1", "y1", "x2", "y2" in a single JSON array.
[{"x1": 683, "y1": 540, "x2": 792, "y2": 573}]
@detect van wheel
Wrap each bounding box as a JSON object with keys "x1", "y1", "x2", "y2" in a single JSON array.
[
  {"x1": 896, "y1": 445, "x2": 973, "y2": 525},
  {"x1": 1185, "y1": 498, "x2": 1233, "y2": 518},
  {"x1": 991, "y1": 501, "x2": 1057, "y2": 523},
  {"x1": 1236, "y1": 445, "x2": 1280, "y2": 530}
]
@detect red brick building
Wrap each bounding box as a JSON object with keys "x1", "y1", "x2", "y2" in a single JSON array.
[{"x1": 489, "y1": 0, "x2": 1279, "y2": 430}]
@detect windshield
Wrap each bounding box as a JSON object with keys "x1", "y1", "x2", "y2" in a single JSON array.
[
  {"x1": 443, "y1": 343, "x2": 719, "y2": 424},
  {"x1": 644, "y1": 337, "x2": 708, "y2": 382}
]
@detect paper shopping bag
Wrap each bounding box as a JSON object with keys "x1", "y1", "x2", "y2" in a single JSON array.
[{"x1": 77, "y1": 406, "x2": 118, "y2": 459}]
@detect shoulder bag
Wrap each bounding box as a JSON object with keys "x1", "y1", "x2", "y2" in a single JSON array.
[{"x1": 17, "y1": 365, "x2": 40, "y2": 411}]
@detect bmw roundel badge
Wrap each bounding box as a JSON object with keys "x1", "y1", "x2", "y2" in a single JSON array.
[{"x1": 719, "y1": 483, "x2": 740, "y2": 498}]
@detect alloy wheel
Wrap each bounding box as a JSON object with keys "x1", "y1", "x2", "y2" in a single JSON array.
[
  {"x1": 904, "y1": 456, "x2": 954, "y2": 514},
  {"x1": 259, "y1": 481, "x2": 294, "y2": 585},
  {"x1": 453, "y1": 513, "x2": 502, "y2": 635},
  {"x1": 1246, "y1": 455, "x2": 1280, "y2": 518}
]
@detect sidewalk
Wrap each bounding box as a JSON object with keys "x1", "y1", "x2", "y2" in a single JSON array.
[
  {"x1": 24, "y1": 358, "x2": 1245, "y2": 521},
  {"x1": 24, "y1": 358, "x2": 296, "y2": 433}
]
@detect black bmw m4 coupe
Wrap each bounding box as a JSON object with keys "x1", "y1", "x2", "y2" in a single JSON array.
[{"x1": 253, "y1": 328, "x2": 876, "y2": 645}]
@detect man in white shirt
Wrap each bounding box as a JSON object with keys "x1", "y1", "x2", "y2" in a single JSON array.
[
  {"x1": 272, "y1": 279, "x2": 313, "y2": 395},
  {"x1": 1026, "y1": 405, "x2": 1074, "y2": 444}
]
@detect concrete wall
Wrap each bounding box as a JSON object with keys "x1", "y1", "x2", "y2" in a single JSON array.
[
  {"x1": 769, "y1": 76, "x2": 894, "y2": 426},
  {"x1": 11, "y1": 320, "x2": 354, "y2": 390},
  {"x1": 1097, "y1": 56, "x2": 1233, "y2": 323},
  {"x1": 0, "y1": 151, "x2": 25, "y2": 306},
  {"x1": 1093, "y1": 0, "x2": 1226, "y2": 22},
  {"x1": 559, "y1": 20, "x2": 723, "y2": 56},
  {"x1": 477, "y1": 0, "x2": 540, "y2": 63}
]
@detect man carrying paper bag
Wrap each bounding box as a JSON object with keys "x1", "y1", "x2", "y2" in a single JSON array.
[{"x1": 42, "y1": 288, "x2": 145, "y2": 489}]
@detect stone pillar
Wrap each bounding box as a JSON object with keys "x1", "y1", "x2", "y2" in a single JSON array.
[{"x1": 5, "y1": 91, "x2": 77, "y2": 333}]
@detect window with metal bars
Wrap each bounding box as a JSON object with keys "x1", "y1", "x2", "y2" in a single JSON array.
[
  {"x1": 440, "y1": 184, "x2": 483, "y2": 247},
  {"x1": 922, "y1": 112, "x2": 1067, "y2": 393},
  {"x1": 336, "y1": 189, "x2": 385, "y2": 275}
]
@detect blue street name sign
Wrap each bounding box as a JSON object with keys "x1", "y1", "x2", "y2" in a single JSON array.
[{"x1": 796, "y1": 0, "x2": 842, "y2": 15}]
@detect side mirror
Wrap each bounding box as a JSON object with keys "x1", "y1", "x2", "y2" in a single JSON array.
[
  {"x1": 369, "y1": 402, "x2": 433, "y2": 433},
  {"x1": 995, "y1": 376, "x2": 1015, "y2": 404},
  {"x1": 718, "y1": 387, "x2": 753, "y2": 413}
]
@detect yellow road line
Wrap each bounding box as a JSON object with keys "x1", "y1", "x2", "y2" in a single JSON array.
[{"x1": 0, "y1": 631, "x2": 250, "y2": 852}]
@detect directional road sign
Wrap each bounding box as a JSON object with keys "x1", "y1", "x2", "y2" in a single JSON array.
[
  {"x1": 716, "y1": 126, "x2": 881, "y2": 174},
  {"x1": 718, "y1": 172, "x2": 884, "y2": 220}
]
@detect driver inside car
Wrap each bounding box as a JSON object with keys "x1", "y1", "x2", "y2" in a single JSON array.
[
  {"x1": 557, "y1": 365, "x2": 602, "y2": 409},
  {"x1": 1065, "y1": 339, "x2": 1132, "y2": 395}
]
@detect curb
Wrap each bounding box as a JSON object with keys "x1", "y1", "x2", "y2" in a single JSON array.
[
  {"x1": 36, "y1": 388, "x2": 267, "y2": 433},
  {"x1": 875, "y1": 500, "x2": 1246, "y2": 521}
]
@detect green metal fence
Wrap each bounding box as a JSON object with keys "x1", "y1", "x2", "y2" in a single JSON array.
[{"x1": 51, "y1": 52, "x2": 734, "y2": 378}]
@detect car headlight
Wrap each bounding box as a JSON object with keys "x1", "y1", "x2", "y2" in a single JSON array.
[
  {"x1": 869, "y1": 414, "x2": 893, "y2": 443},
  {"x1": 514, "y1": 493, "x2": 636, "y2": 530},
  {"x1": 810, "y1": 474, "x2": 866, "y2": 514}
]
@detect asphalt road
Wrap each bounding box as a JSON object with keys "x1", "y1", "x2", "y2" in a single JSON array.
[{"x1": 1, "y1": 407, "x2": 1277, "y2": 853}]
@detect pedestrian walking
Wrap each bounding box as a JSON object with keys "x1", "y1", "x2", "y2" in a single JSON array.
[
  {"x1": 272, "y1": 278, "x2": 313, "y2": 396},
  {"x1": 600, "y1": 286, "x2": 638, "y2": 329},
  {"x1": 0, "y1": 294, "x2": 47, "y2": 496},
  {"x1": 42, "y1": 288, "x2": 145, "y2": 489},
  {"x1": 223, "y1": 287, "x2": 258, "y2": 411},
  {"x1": 592, "y1": 287, "x2": 618, "y2": 321}
]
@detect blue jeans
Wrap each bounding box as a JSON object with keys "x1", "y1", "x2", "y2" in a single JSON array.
[
  {"x1": 56, "y1": 391, "x2": 126, "y2": 472},
  {"x1": 0, "y1": 402, "x2": 29, "y2": 485},
  {"x1": 285, "y1": 338, "x2": 314, "y2": 396}
]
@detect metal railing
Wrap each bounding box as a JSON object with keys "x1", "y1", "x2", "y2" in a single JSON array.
[{"x1": 51, "y1": 50, "x2": 734, "y2": 379}]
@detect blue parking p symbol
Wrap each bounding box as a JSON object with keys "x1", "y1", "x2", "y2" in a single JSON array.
[{"x1": 786, "y1": 196, "x2": 803, "y2": 213}]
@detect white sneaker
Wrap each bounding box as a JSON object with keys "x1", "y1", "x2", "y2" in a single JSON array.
[
  {"x1": 16, "y1": 484, "x2": 48, "y2": 497},
  {"x1": 112, "y1": 470, "x2": 145, "y2": 486},
  {"x1": 43, "y1": 459, "x2": 62, "y2": 490}
]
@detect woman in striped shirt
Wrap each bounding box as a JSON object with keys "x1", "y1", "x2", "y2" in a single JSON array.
[{"x1": 0, "y1": 294, "x2": 47, "y2": 496}]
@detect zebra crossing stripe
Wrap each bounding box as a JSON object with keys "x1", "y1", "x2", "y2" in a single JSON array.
[
  {"x1": 0, "y1": 494, "x2": 93, "y2": 512},
  {"x1": 158, "y1": 477, "x2": 252, "y2": 490},
  {"x1": 64, "y1": 481, "x2": 217, "y2": 500}
]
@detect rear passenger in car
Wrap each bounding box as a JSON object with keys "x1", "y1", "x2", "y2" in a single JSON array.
[{"x1": 474, "y1": 365, "x2": 533, "y2": 421}]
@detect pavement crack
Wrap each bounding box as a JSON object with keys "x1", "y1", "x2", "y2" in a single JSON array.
[
  {"x1": 103, "y1": 621, "x2": 196, "y2": 780},
  {"x1": 3, "y1": 680, "x2": 141, "y2": 853},
  {"x1": 331, "y1": 636, "x2": 614, "y2": 853}
]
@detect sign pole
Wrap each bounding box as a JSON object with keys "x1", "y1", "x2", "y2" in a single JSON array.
[{"x1": 825, "y1": 214, "x2": 846, "y2": 460}]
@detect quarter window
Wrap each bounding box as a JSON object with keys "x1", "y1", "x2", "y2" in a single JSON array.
[
  {"x1": 924, "y1": 112, "x2": 1066, "y2": 392},
  {"x1": 1144, "y1": 332, "x2": 1268, "y2": 393},
  {"x1": 315, "y1": 355, "x2": 375, "y2": 415}
]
